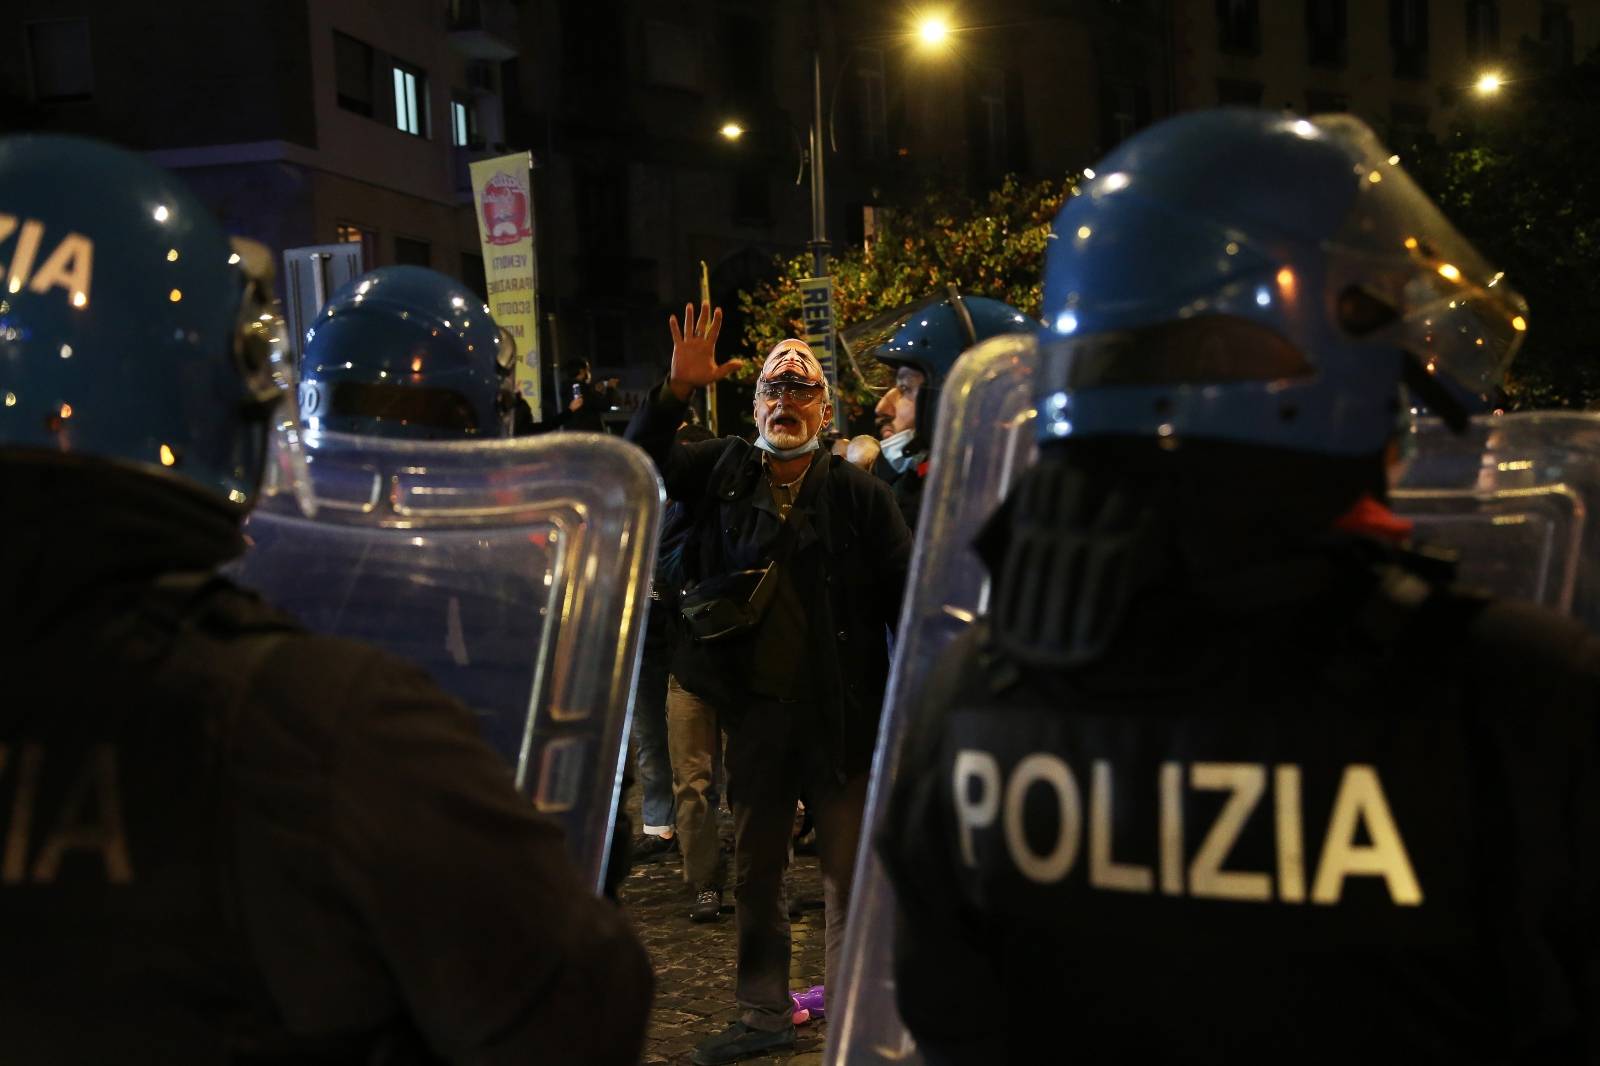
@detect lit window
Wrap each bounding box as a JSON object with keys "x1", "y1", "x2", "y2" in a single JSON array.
[
  {"x1": 336, "y1": 223, "x2": 378, "y2": 270},
  {"x1": 392, "y1": 61, "x2": 427, "y2": 137},
  {"x1": 452, "y1": 100, "x2": 469, "y2": 147}
]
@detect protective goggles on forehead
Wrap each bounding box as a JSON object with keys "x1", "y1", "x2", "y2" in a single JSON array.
[{"x1": 756, "y1": 375, "x2": 826, "y2": 404}]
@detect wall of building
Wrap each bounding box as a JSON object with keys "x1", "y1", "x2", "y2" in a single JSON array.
[
  {"x1": 506, "y1": 0, "x2": 1175, "y2": 384},
  {"x1": 3, "y1": 0, "x2": 505, "y2": 285},
  {"x1": 1173, "y1": 0, "x2": 1597, "y2": 140},
  {"x1": 1, "y1": 0, "x2": 316, "y2": 149}
]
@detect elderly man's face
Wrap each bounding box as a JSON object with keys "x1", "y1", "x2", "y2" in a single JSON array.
[
  {"x1": 875, "y1": 366, "x2": 924, "y2": 439},
  {"x1": 754, "y1": 341, "x2": 832, "y2": 451}
]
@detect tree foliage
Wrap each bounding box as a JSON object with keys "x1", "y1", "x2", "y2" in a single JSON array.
[
  {"x1": 1404, "y1": 45, "x2": 1600, "y2": 408},
  {"x1": 736, "y1": 174, "x2": 1074, "y2": 410}
]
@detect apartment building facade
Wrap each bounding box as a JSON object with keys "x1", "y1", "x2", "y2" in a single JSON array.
[
  {"x1": 3, "y1": 0, "x2": 518, "y2": 294},
  {"x1": 1174, "y1": 0, "x2": 1599, "y2": 146}
]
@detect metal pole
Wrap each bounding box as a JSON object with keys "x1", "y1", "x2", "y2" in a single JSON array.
[
  {"x1": 810, "y1": 46, "x2": 844, "y2": 433},
  {"x1": 700, "y1": 259, "x2": 718, "y2": 435},
  {"x1": 809, "y1": 48, "x2": 829, "y2": 276}
]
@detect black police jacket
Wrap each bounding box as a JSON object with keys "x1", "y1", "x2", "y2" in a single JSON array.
[
  {"x1": 0, "y1": 466, "x2": 652, "y2": 1065},
  {"x1": 870, "y1": 454, "x2": 927, "y2": 533},
  {"x1": 880, "y1": 539, "x2": 1600, "y2": 1065},
  {"x1": 626, "y1": 383, "x2": 911, "y2": 777}
]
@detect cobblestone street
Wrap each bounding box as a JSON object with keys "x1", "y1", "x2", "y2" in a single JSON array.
[{"x1": 617, "y1": 789, "x2": 830, "y2": 1065}]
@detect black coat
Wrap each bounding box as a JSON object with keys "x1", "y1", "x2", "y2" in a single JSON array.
[
  {"x1": 0, "y1": 465, "x2": 653, "y2": 1065},
  {"x1": 880, "y1": 535, "x2": 1600, "y2": 1064},
  {"x1": 626, "y1": 384, "x2": 912, "y2": 777}
]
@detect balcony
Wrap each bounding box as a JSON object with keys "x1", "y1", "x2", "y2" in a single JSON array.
[{"x1": 448, "y1": 0, "x2": 518, "y2": 61}]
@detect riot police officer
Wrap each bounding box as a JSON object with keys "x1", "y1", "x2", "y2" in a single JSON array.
[
  {"x1": 0, "y1": 135, "x2": 651, "y2": 1063},
  {"x1": 299, "y1": 264, "x2": 529, "y2": 439},
  {"x1": 877, "y1": 110, "x2": 1600, "y2": 1063},
  {"x1": 292, "y1": 265, "x2": 547, "y2": 766},
  {"x1": 841, "y1": 286, "x2": 1033, "y2": 529}
]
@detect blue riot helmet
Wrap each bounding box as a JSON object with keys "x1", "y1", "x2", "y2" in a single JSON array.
[
  {"x1": 1038, "y1": 109, "x2": 1528, "y2": 454},
  {"x1": 841, "y1": 284, "x2": 1033, "y2": 451},
  {"x1": 299, "y1": 266, "x2": 518, "y2": 440},
  {"x1": 0, "y1": 135, "x2": 293, "y2": 511}
]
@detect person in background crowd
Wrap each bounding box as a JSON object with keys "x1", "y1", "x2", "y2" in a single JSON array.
[
  {"x1": 559, "y1": 357, "x2": 621, "y2": 433},
  {"x1": 878, "y1": 109, "x2": 1589, "y2": 1065},
  {"x1": 627, "y1": 308, "x2": 910, "y2": 1065},
  {"x1": 0, "y1": 134, "x2": 652, "y2": 1065},
  {"x1": 845, "y1": 434, "x2": 882, "y2": 473},
  {"x1": 633, "y1": 416, "x2": 721, "y2": 865}
]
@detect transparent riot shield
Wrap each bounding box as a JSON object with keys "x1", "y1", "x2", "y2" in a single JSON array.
[
  {"x1": 1393, "y1": 411, "x2": 1600, "y2": 630},
  {"x1": 828, "y1": 339, "x2": 1600, "y2": 1062},
  {"x1": 230, "y1": 431, "x2": 663, "y2": 894},
  {"x1": 829, "y1": 333, "x2": 1042, "y2": 1066}
]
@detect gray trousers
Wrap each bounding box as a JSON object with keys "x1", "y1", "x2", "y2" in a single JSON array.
[
  {"x1": 724, "y1": 698, "x2": 869, "y2": 1032},
  {"x1": 666, "y1": 675, "x2": 725, "y2": 889}
]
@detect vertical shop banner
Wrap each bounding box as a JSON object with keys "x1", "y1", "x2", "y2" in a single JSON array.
[
  {"x1": 799, "y1": 275, "x2": 844, "y2": 433},
  {"x1": 471, "y1": 152, "x2": 542, "y2": 420}
]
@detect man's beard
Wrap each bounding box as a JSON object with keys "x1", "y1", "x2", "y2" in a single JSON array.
[{"x1": 762, "y1": 410, "x2": 815, "y2": 450}]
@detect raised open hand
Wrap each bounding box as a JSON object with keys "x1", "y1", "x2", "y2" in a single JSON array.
[{"x1": 667, "y1": 300, "x2": 743, "y2": 400}]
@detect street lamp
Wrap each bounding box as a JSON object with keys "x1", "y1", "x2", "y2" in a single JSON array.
[
  {"x1": 1474, "y1": 70, "x2": 1504, "y2": 95},
  {"x1": 915, "y1": 13, "x2": 952, "y2": 49},
  {"x1": 717, "y1": 16, "x2": 938, "y2": 434}
]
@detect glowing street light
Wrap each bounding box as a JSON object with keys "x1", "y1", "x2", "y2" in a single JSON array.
[
  {"x1": 915, "y1": 13, "x2": 951, "y2": 49},
  {"x1": 719, "y1": 121, "x2": 746, "y2": 141},
  {"x1": 1474, "y1": 70, "x2": 1504, "y2": 95}
]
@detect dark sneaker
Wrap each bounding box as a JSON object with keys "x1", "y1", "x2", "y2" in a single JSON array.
[
  {"x1": 689, "y1": 887, "x2": 723, "y2": 923},
  {"x1": 632, "y1": 833, "x2": 678, "y2": 863},
  {"x1": 690, "y1": 1021, "x2": 795, "y2": 1065}
]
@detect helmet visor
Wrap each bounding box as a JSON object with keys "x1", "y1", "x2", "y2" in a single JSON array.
[
  {"x1": 493, "y1": 324, "x2": 519, "y2": 372},
  {"x1": 1316, "y1": 114, "x2": 1528, "y2": 401},
  {"x1": 839, "y1": 292, "x2": 954, "y2": 369},
  {"x1": 325, "y1": 381, "x2": 481, "y2": 433}
]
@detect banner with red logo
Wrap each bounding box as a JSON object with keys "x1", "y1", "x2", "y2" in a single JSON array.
[{"x1": 470, "y1": 152, "x2": 541, "y2": 420}]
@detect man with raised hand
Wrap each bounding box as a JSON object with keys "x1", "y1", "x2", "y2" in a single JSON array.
[{"x1": 627, "y1": 302, "x2": 911, "y2": 1065}]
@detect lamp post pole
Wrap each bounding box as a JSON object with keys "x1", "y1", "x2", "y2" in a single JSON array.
[
  {"x1": 808, "y1": 48, "x2": 829, "y2": 278},
  {"x1": 807, "y1": 47, "x2": 845, "y2": 433}
]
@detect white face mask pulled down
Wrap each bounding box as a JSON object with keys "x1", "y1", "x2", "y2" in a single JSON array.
[
  {"x1": 879, "y1": 427, "x2": 920, "y2": 473},
  {"x1": 754, "y1": 433, "x2": 821, "y2": 461}
]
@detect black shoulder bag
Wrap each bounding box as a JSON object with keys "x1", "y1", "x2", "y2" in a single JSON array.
[
  {"x1": 678, "y1": 529, "x2": 796, "y2": 644},
  {"x1": 678, "y1": 452, "x2": 817, "y2": 644}
]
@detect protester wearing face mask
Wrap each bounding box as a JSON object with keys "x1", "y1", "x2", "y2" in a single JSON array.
[{"x1": 625, "y1": 302, "x2": 911, "y2": 1065}]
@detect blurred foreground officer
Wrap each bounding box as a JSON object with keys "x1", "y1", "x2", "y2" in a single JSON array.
[
  {"x1": 880, "y1": 110, "x2": 1600, "y2": 1063},
  {"x1": 0, "y1": 136, "x2": 651, "y2": 1063},
  {"x1": 299, "y1": 264, "x2": 533, "y2": 438}
]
